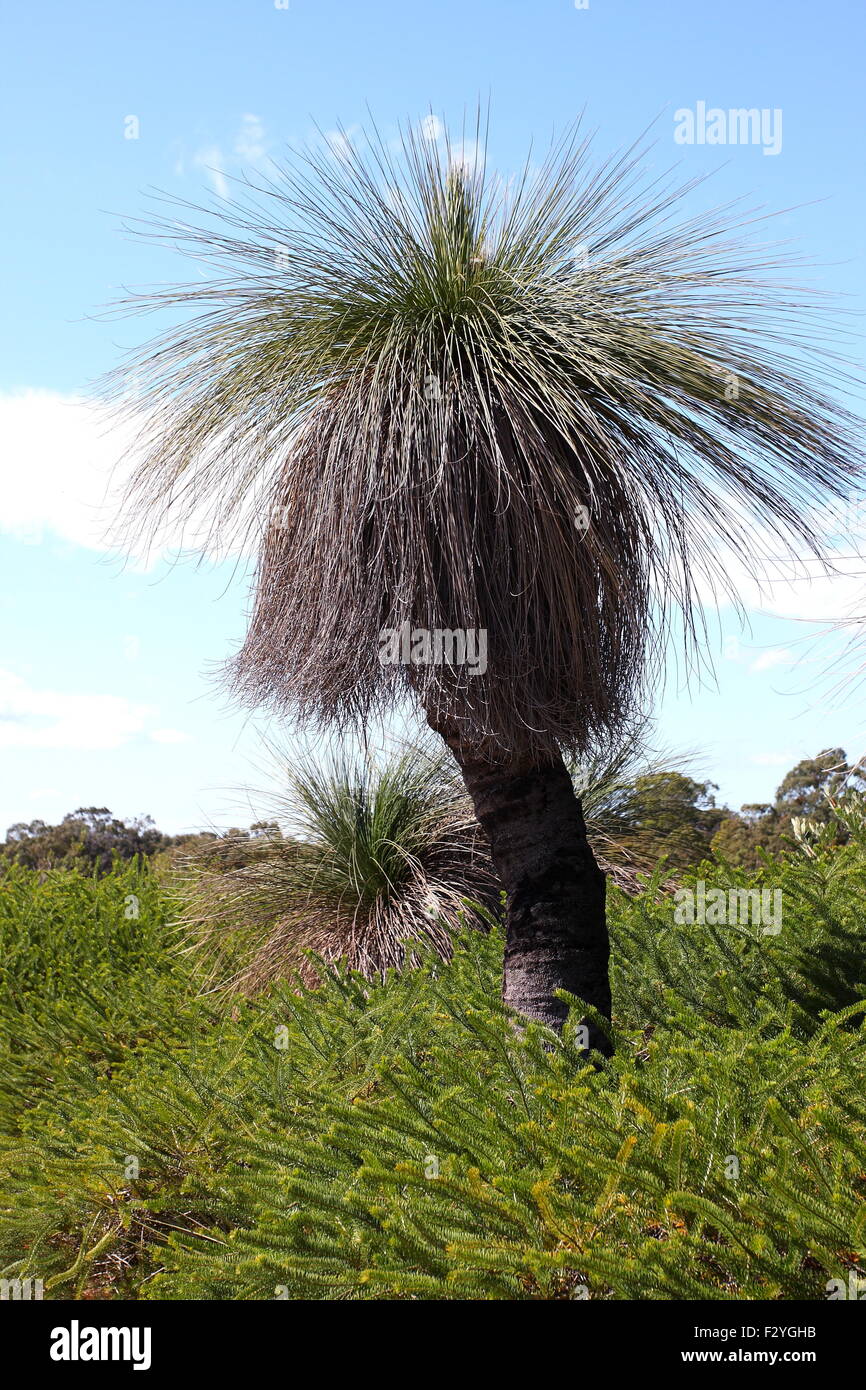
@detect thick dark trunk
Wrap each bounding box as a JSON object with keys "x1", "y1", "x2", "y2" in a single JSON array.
[{"x1": 428, "y1": 717, "x2": 612, "y2": 1055}]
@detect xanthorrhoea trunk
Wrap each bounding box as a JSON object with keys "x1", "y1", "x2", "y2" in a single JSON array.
[{"x1": 429, "y1": 717, "x2": 612, "y2": 1055}]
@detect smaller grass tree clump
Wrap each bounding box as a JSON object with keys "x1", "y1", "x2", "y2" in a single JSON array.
[{"x1": 176, "y1": 744, "x2": 498, "y2": 990}]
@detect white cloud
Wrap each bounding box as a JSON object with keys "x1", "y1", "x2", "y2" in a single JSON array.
[
  {"x1": 234, "y1": 113, "x2": 267, "y2": 162},
  {"x1": 693, "y1": 520, "x2": 866, "y2": 625},
  {"x1": 750, "y1": 647, "x2": 794, "y2": 674},
  {"x1": 150, "y1": 728, "x2": 192, "y2": 744},
  {"x1": 0, "y1": 391, "x2": 141, "y2": 554},
  {"x1": 188, "y1": 115, "x2": 269, "y2": 199},
  {"x1": 193, "y1": 144, "x2": 229, "y2": 199},
  {"x1": 449, "y1": 138, "x2": 484, "y2": 177},
  {"x1": 0, "y1": 390, "x2": 258, "y2": 566},
  {"x1": 0, "y1": 669, "x2": 155, "y2": 751},
  {"x1": 736, "y1": 561, "x2": 865, "y2": 625},
  {"x1": 324, "y1": 125, "x2": 362, "y2": 162},
  {"x1": 420, "y1": 115, "x2": 443, "y2": 143}
]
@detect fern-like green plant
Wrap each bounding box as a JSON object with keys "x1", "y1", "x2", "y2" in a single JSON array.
[{"x1": 2, "y1": 833, "x2": 864, "y2": 1300}]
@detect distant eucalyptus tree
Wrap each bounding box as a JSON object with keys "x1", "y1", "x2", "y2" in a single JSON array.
[{"x1": 114, "y1": 116, "x2": 861, "y2": 1052}]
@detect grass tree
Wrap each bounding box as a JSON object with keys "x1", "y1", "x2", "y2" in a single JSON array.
[
  {"x1": 113, "y1": 115, "x2": 862, "y2": 1053},
  {"x1": 177, "y1": 743, "x2": 497, "y2": 990}
]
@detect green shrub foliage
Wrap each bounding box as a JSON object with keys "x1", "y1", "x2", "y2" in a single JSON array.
[{"x1": 0, "y1": 837, "x2": 864, "y2": 1299}]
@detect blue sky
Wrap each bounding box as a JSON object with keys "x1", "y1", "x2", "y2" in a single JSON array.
[{"x1": 1, "y1": 0, "x2": 865, "y2": 833}]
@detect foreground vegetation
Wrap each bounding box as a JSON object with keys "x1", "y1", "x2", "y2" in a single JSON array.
[{"x1": 1, "y1": 804, "x2": 864, "y2": 1300}]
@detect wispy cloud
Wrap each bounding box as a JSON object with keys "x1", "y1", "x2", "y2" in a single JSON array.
[
  {"x1": 0, "y1": 669, "x2": 154, "y2": 751},
  {"x1": 189, "y1": 114, "x2": 270, "y2": 198},
  {"x1": 420, "y1": 114, "x2": 443, "y2": 143},
  {"x1": 0, "y1": 390, "x2": 256, "y2": 566},
  {"x1": 405, "y1": 113, "x2": 483, "y2": 175},
  {"x1": 750, "y1": 647, "x2": 795, "y2": 674},
  {"x1": 694, "y1": 521, "x2": 866, "y2": 625},
  {"x1": 234, "y1": 113, "x2": 267, "y2": 161},
  {"x1": 0, "y1": 390, "x2": 141, "y2": 555},
  {"x1": 324, "y1": 124, "x2": 362, "y2": 162},
  {"x1": 751, "y1": 751, "x2": 795, "y2": 767},
  {"x1": 193, "y1": 143, "x2": 229, "y2": 198},
  {"x1": 448, "y1": 137, "x2": 484, "y2": 176},
  {"x1": 0, "y1": 669, "x2": 191, "y2": 752}
]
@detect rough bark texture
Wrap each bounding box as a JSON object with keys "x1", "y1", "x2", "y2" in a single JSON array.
[{"x1": 429, "y1": 715, "x2": 612, "y2": 1055}]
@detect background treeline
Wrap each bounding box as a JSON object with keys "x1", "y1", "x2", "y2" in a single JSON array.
[
  {"x1": 0, "y1": 807, "x2": 283, "y2": 876},
  {"x1": 4, "y1": 747, "x2": 862, "y2": 878}
]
